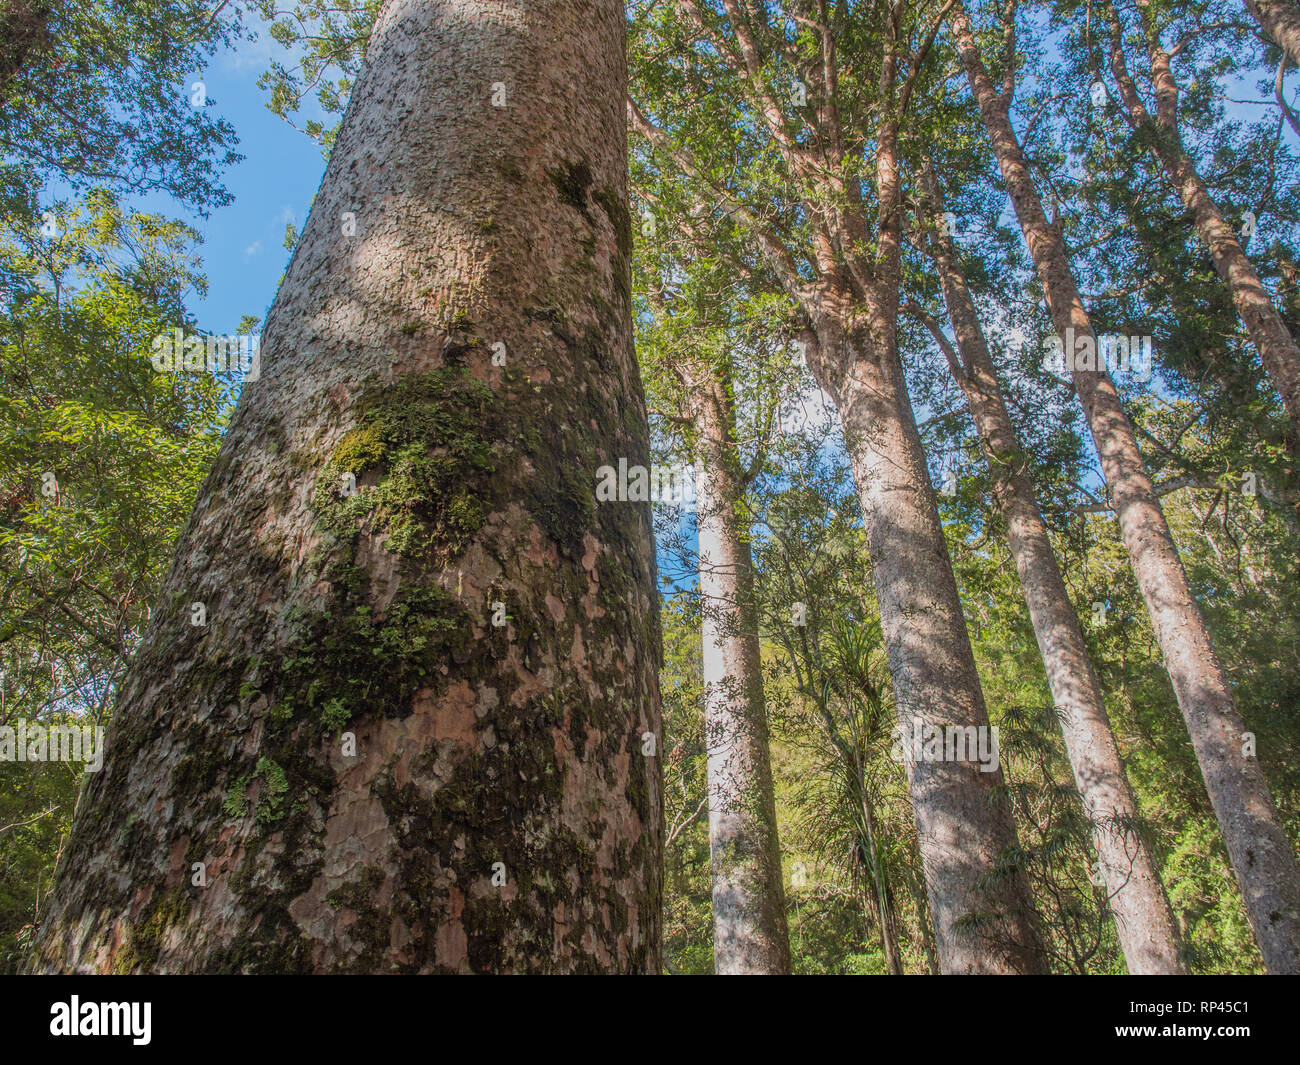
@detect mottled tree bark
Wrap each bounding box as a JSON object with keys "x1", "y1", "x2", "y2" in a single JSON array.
[
  {"x1": 1246, "y1": 0, "x2": 1300, "y2": 69},
  {"x1": 914, "y1": 170, "x2": 1185, "y2": 973},
  {"x1": 31, "y1": 0, "x2": 661, "y2": 973},
  {"x1": 1109, "y1": 0, "x2": 1300, "y2": 433},
  {"x1": 952, "y1": 0, "x2": 1300, "y2": 973},
  {"x1": 691, "y1": 376, "x2": 791, "y2": 974}
]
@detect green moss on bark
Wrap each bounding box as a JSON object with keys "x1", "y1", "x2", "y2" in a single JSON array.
[
  {"x1": 264, "y1": 569, "x2": 470, "y2": 736},
  {"x1": 111, "y1": 887, "x2": 191, "y2": 973},
  {"x1": 317, "y1": 367, "x2": 499, "y2": 562}
]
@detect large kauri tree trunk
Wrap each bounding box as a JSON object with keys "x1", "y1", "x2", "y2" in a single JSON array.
[
  {"x1": 692, "y1": 375, "x2": 791, "y2": 974},
  {"x1": 952, "y1": 0, "x2": 1300, "y2": 973},
  {"x1": 31, "y1": 0, "x2": 662, "y2": 974}
]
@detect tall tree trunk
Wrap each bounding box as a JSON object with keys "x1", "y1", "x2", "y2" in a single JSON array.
[
  {"x1": 914, "y1": 169, "x2": 1185, "y2": 973},
  {"x1": 951, "y1": 0, "x2": 1300, "y2": 973},
  {"x1": 30, "y1": 0, "x2": 661, "y2": 974},
  {"x1": 808, "y1": 311, "x2": 1050, "y2": 974},
  {"x1": 1246, "y1": 0, "x2": 1300, "y2": 69},
  {"x1": 801, "y1": 54, "x2": 1047, "y2": 972},
  {"x1": 692, "y1": 376, "x2": 791, "y2": 974},
  {"x1": 1109, "y1": 0, "x2": 1300, "y2": 432}
]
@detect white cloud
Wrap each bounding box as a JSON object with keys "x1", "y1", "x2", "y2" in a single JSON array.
[{"x1": 244, "y1": 240, "x2": 262, "y2": 258}]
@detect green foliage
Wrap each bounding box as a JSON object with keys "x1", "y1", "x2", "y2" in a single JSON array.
[
  {"x1": 4, "y1": 0, "x2": 1299, "y2": 978},
  {"x1": 0, "y1": 0, "x2": 243, "y2": 214},
  {"x1": 633, "y1": 0, "x2": 1300, "y2": 973},
  {"x1": 0, "y1": 191, "x2": 232, "y2": 970},
  {"x1": 260, "y1": 573, "x2": 468, "y2": 738},
  {"x1": 253, "y1": 0, "x2": 381, "y2": 154}
]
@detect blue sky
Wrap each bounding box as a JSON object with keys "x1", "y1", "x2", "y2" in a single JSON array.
[{"x1": 148, "y1": 30, "x2": 332, "y2": 335}]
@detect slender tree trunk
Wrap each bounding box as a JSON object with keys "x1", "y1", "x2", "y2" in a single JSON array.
[
  {"x1": 692, "y1": 377, "x2": 791, "y2": 974},
  {"x1": 30, "y1": 0, "x2": 661, "y2": 973},
  {"x1": 795, "y1": 60, "x2": 1048, "y2": 973},
  {"x1": 951, "y1": 0, "x2": 1300, "y2": 973},
  {"x1": 1109, "y1": 0, "x2": 1300, "y2": 432},
  {"x1": 808, "y1": 310, "x2": 1050, "y2": 974},
  {"x1": 915, "y1": 171, "x2": 1185, "y2": 973},
  {"x1": 1246, "y1": 0, "x2": 1300, "y2": 69}
]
